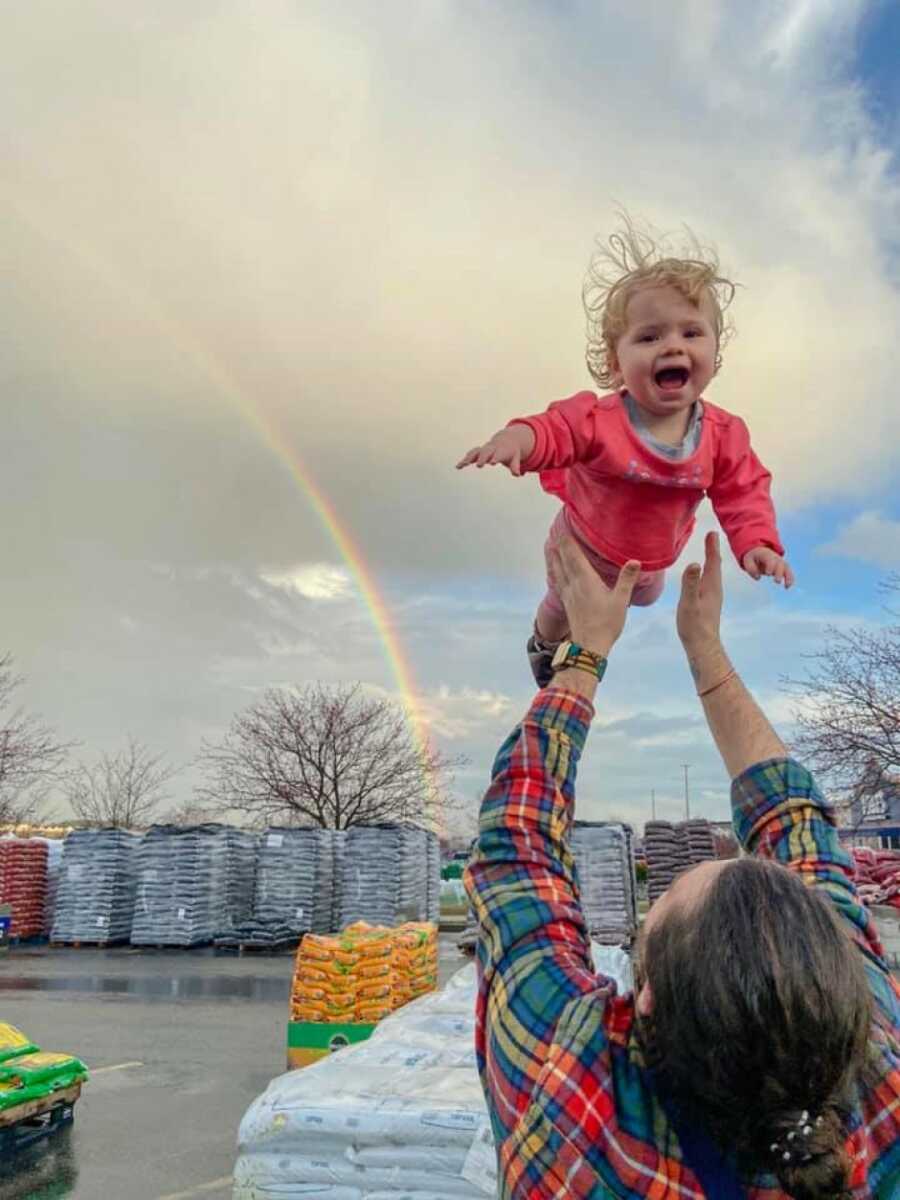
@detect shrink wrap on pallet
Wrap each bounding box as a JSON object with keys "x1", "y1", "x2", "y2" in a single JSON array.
[
  {"x1": 51, "y1": 829, "x2": 139, "y2": 944},
  {"x1": 570, "y1": 820, "x2": 638, "y2": 945},
  {"x1": 235, "y1": 945, "x2": 632, "y2": 1199},
  {"x1": 131, "y1": 824, "x2": 255, "y2": 946}
]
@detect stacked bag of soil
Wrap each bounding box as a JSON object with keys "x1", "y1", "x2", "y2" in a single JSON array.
[
  {"x1": 570, "y1": 821, "x2": 638, "y2": 945},
  {"x1": 292, "y1": 924, "x2": 396, "y2": 1025},
  {"x1": 644, "y1": 818, "x2": 718, "y2": 907},
  {"x1": 852, "y1": 847, "x2": 900, "y2": 909},
  {"x1": 130, "y1": 824, "x2": 256, "y2": 946},
  {"x1": 0, "y1": 1023, "x2": 88, "y2": 1115},
  {"x1": 290, "y1": 921, "x2": 439, "y2": 1026},
  {"x1": 51, "y1": 829, "x2": 139, "y2": 944},
  {"x1": 0, "y1": 838, "x2": 49, "y2": 940},
  {"x1": 252, "y1": 829, "x2": 319, "y2": 935},
  {"x1": 426, "y1": 834, "x2": 442, "y2": 925},
  {"x1": 331, "y1": 831, "x2": 347, "y2": 933},
  {"x1": 392, "y1": 922, "x2": 439, "y2": 1007},
  {"x1": 339, "y1": 825, "x2": 431, "y2": 928},
  {"x1": 39, "y1": 838, "x2": 64, "y2": 936}
]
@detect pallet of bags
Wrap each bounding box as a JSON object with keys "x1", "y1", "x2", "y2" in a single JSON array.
[
  {"x1": 0, "y1": 839, "x2": 48, "y2": 940},
  {"x1": 50, "y1": 829, "x2": 139, "y2": 945},
  {"x1": 241, "y1": 962, "x2": 491, "y2": 1199},
  {"x1": 570, "y1": 821, "x2": 637, "y2": 945},
  {"x1": 291, "y1": 925, "x2": 395, "y2": 1026},
  {"x1": 130, "y1": 824, "x2": 256, "y2": 947},
  {"x1": 253, "y1": 829, "x2": 317, "y2": 936},
  {"x1": 0, "y1": 1023, "x2": 88, "y2": 1159},
  {"x1": 426, "y1": 831, "x2": 442, "y2": 925},
  {"x1": 236, "y1": 943, "x2": 632, "y2": 1199},
  {"x1": 391, "y1": 921, "x2": 439, "y2": 1008},
  {"x1": 339, "y1": 824, "x2": 431, "y2": 928},
  {"x1": 39, "y1": 838, "x2": 64, "y2": 936}
]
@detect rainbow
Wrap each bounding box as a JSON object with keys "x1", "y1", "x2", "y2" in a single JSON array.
[
  {"x1": 214, "y1": 384, "x2": 438, "y2": 791},
  {"x1": 9, "y1": 196, "x2": 441, "y2": 825}
]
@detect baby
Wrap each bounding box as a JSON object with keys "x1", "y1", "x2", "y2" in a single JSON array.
[{"x1": 457, "y1": 217, "x2": 792, "y2": 686}]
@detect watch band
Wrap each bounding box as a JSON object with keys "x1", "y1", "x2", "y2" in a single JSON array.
[{"x1": 550, "y1": 641, "x2": 608, "y2": 682}]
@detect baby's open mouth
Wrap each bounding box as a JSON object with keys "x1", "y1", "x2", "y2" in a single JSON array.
[{"x1": 655, "y1": 367, "x2": 690, "y2": 390}]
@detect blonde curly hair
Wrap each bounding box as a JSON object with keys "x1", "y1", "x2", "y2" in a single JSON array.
[{"x1": 583, "y1": 214, "x2": 737, "y2": 389}]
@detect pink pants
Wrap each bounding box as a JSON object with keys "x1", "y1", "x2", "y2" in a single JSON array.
[{"x1": 538, "y1": 508, "x2": 665, "y2": 626}]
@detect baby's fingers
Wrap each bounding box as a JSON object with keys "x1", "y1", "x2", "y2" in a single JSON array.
[{"x1": 456, "y1": 448, "x2": 480, "y2": 469}]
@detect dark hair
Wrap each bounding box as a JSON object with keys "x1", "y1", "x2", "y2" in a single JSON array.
[{"x1": 637, "y1": 858, "x2": 872, "y2": 1199}]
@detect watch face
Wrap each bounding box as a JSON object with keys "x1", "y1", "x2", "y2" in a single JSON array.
[{"x1": 551, "y1": 641, "x2": 573, "y2": 669}]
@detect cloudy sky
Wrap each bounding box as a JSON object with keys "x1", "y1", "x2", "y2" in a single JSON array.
[{"x1": 3, "y1": 1, "x2": 899, "y2": 835}]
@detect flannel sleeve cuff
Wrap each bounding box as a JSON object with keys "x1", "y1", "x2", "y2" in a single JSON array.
[{"x1": 731, "y1": 757, "x2": 831, "y2": 846}]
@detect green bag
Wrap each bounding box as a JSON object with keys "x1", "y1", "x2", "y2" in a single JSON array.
[{"x1": 0, "y1": 1051, "x2": 89, "y2": 1112}]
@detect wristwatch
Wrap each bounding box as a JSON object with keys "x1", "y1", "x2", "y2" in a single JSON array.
[{"x1": 550, "y1": 641, "x2": 608, "y2": 682}]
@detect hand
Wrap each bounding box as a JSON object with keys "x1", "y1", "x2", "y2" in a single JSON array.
[
  {"x1": 677, "y1": 531, "x2": 724, "y2": 656},
  {"x1": 546, "y1": 536, "x2": 640, "y2": 657},
  {"x1": 742, "y1": 546, "x2": 795, "y2": 588},
  {"x1": 456, "y1": 426, "x2": 534, "y2": 476}
]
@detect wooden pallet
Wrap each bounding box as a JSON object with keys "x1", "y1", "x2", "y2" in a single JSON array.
[
  {"x1": 130, "y1": 942, "x2": 211, "y2": 951},
  {"x1": 49, "y1": 940, "x2": 127, "y2": 949},
  {"x1": 0, "y1": 1085, "x2": 81, "y2": 1130},
  {"x1": 0, "y1": 1085, "x2": 81, "y2": 1157},
  {"x1": 214, "y1": 940, "x2": 299, "y2": 956}
]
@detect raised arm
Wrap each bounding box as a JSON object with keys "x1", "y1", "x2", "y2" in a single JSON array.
[
  {"x1": 707, "y1": 416, "x2": 792, "y2": 584},
  {"x1": 456, "y1": 392, "x2": 604, "y2": 476},
  {"x1": 675, "y1": 531, "x2": 785, "y2": 776},
  {"x1": 676, "y1": 534, "x2": 892, "y2": 987},
  {"x1": 463, "y1": 541, "x2": 640, "y2": 1140}
]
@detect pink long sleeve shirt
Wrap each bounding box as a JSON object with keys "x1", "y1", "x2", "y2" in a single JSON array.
[{"x1": 510, "y1": 390, "x2": 784, "y2": 572}]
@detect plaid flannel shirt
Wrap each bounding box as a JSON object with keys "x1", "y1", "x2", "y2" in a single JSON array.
[{"x1": 464, "y1": 687, "x2": 900, "y2": 1199}]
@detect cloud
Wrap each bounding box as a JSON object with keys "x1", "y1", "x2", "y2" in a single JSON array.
[
  {"x1": 2, "y1": 3, "x2": 898, "y2": 826},
  {"x1": 260, "y1": 563, "x2": 352, "y2": 601},
  {"x1": 765, "y1": 0, "x2": 867, "y2": 65},
  {"x1": 817, "y1": 510, "x2": 900, "y2": 569},
  {"x1": 416, "y1": 686, "x2": 516, "y2": 742}
]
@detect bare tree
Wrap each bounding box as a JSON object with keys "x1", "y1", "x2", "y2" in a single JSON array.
[
  {"x1": 196, "y1": 682, "x2": 462, "y2": 830},
  {"x1": 63, "y1": 737, "x2": 180, "y2": 828},
  {"x1": 165, "y1": 797, "x2": 222, "y2": 827},
  {"x1": 0, "y1": 653, "x2": 71, "y2": 825},
  {"x1": 785, "y1": 574, "x2": 900, "y2": 793}
]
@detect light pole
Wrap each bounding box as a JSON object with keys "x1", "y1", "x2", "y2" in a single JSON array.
[
  {"x1": 682, "y1": 764, "x2": 691, "y2": 820},
  {"x1": 651, "y1": 789, "x2": 657, "y2": 821}
]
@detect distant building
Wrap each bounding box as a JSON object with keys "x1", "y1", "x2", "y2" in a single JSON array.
[
  {"x1": 839, "y1": 772, "x2": 900, "y2": 851},
  {"x1": 849, "y1": 782, "x2": 900, "y2": 827}
]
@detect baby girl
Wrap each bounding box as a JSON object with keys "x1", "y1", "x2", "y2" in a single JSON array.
[{"x1": 457, "y1": 218, "x2": 792, "y2": 685}]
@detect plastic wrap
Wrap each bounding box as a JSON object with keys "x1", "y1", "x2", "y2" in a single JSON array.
[
  {"x1": 130, "y1": 824, "x2": 256, "y2": 946},
  {"x1": 235, "y1": 944, "x2": 632, "y2": 1198},
  {"x1": 50, "y1": 829, "x2": 139, "y2": 944}
]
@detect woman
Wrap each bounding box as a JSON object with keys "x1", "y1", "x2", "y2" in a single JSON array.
[{"x1": 464, "y1": 532, "x2": 900, "y2": 1198}]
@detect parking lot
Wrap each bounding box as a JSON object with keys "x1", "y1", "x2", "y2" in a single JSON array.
[{"x1": 0, "y1": 936, "x2": 468, "y2": 1200}]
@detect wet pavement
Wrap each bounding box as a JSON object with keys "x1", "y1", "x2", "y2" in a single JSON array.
[{"x1": 0, "y1": 936, "x2": 468, "y2": 1199}]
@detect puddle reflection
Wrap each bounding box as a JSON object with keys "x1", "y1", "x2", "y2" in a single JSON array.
[
  {"x1": 0, "y1": 975, "x2": 289, "y2": 1002},
  {"x1": 0, "y1": 1128, "x2": 78, "y2": 1199}
]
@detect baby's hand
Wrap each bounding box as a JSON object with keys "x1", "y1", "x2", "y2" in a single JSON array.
[
  {"x1": 742, "y1": 547, "x2": 795, "y2": 589},
  {"x1": 456, "y1": 427, "x2": 533, "y2": 476}
]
